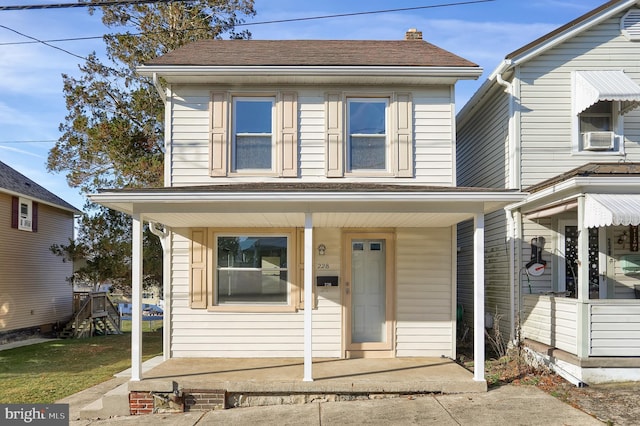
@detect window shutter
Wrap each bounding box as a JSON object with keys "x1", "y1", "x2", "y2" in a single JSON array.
[
  {"x1": 210, "y1": 92, "x2": 228, "y2": 177},
  {"x1": 190, "y1": 228, "x2": 208, "y2": 309},
  {"x1": 325, "y1": 93, "x2": 344, "y2": 177},
  {"x1": 11, "y1": 196, "x2": 18, "y2": 229},
  {"x1": 280, "y1": 92, "x2": 299, "y2": 177},
  {"x1": 394, "y1": 93, "x2": 414, "y2": 177},
  {"x1": 32, "y1": 202, "x2": 38, "y2": 232}
]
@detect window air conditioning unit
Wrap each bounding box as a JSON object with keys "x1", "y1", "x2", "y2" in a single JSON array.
[
  {"x1": 583, "y1": 131, "x2": 615, "y2": 151},
  {"x1": 19, "y1": 219, "x2": 32, "y2": 229}
]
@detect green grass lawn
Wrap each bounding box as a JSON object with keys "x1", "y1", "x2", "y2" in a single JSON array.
[{"x1": 0, "y1": 331, "x2": 162, "y2": 403}]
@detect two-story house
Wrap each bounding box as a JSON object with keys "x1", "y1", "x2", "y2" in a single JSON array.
[
  {"x1": 0, "y1": 160, "x2": 79, "y2": 342},
  {"x1": 457, "y1": 0, "x2": 640, "y2": 385},
  {"x1": 91, "y1": 31, "x2": 524, "y2": 390}
]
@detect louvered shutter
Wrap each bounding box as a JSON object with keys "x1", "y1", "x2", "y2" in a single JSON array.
[
  {"x1": 210, "y1": 92, "x2": 228, "y2": 177},
  {"x1": 326, "y1": 93, "x2": 344, "y2": 177},
  {"x1": 32, "y1": 202, "x2": 38, "y2": 232},
  {"x1": 280, "y1": 92, "x2": 299, "y2": 177},
  {"x1": 190, "y1": 228, "x2": 208, "y2": 309},
  {"x1": 394, "y1": 93, "x2": 414, "y2": 177},
  {"x1": 11, "y1": 196, "x2": 18, "y2": 229}
]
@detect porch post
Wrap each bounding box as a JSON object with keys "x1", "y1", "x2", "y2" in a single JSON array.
[
  {"x1": 131, "y1": 213, "x2": 143, "y2": 381},
  {"x1": 473, "y1": 211, "x2": 485, "y2": 382},
  {"x1": 576, "y1": 195, "x2": 590, "y2": 358},
  {"x1": 303, "y1": 212, "x2": 313, "y2": 381}
]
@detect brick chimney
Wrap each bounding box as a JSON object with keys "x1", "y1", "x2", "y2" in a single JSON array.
[{"x1": 405, "y1": 28, "x2": 423, "y2": 40}]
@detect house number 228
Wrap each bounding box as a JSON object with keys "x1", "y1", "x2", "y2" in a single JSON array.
[{"x1": 317, "y1": 263, "x2": 330, "y2": 270}]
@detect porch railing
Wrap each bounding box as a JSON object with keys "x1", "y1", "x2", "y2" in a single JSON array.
[{"x1": 522, "y1": 295, "x2": 640, "y2": 357}]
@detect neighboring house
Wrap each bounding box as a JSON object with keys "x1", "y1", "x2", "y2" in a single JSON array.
[
  {"x1": 91, "y1": 30, "x2": 524, "y2": 384},
  {"x1": 457, "y1": 0, "x2": 640, "y2": 384},
  {"x1": 0, "y1": 160, "x2": 79, "y2": 341}
]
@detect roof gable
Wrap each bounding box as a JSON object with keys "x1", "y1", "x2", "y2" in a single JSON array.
[{"x1": 0, "y1": 161, "x2": 79, "y2": 213}]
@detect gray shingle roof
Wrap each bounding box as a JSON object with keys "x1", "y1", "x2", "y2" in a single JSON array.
[
  {"x1": 144, "y1": 39, "x2": 478, "y2": 68},
  {"x1": 0, "y1": 160, "x2": 79, "y2": 212}
]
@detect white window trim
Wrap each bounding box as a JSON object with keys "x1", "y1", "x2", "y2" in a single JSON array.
[
  {"x1": 18, "y1": 197, "x2": 33, "y2": 232},
  {"x1": 231, "y1": 96, "x2": 276, "y2": 173},
  {"x1": 346, "y1": 97, "x2": 391, "y2": 175},
  {"x1": 571, "y1": 74, "x2": 625, "y2": 156},
  {"x1": 209, "y1": 228, "x2": 298, "y2": 312}
]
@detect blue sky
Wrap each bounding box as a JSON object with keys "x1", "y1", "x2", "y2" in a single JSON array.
[{"x1": 0, "y1": 0, "x2": 606, "y2": 211}]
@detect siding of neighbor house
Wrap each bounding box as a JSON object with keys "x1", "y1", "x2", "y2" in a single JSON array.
[
  {"x1": 0, "y1": 193, "x2": 74, "y2": 333},
  {"x1": 169, "y1": 226, "x2": 455, "y2": 358},
  {"x1": 167, "y1": 85, "x2": 456, "y2": 187},
  {"x1": 457, "y1": 9, "x2": 640, "y2": 340},
  {"x1": 456, "y1": 84, "x2": 511, "y2": 332},
  {"x1": 518, "y1": 12, "x2": 640, "y2": 187}
]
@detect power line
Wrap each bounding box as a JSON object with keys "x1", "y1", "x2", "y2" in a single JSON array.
[
  {"x1": 0, "y1": 0, "x2": 495, "y2": 46},
  {"x1": 0, "y1": 0, "x2": 190, "y2": 11}
]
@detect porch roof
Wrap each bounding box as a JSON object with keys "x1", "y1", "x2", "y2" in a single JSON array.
[
  {"x1": 89, "y1": 183, "x2": 524, "y2": 229},
  {"x1": 584, "y1": 193, "x2": 640, "y2": 227}
]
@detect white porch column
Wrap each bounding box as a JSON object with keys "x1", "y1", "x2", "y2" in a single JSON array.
[
  {"x1": 131, "y1": 213, "x2": 144, "y2": 381},
  {"x1": 576, "y1": 195, "x2": 590, "y2": 358},
  {"x1": 473, "y1": 211, "x2": 485, "y2": 382},
  {"x1": 303, "y1": 213, "x2": 314, "y2": 381}
]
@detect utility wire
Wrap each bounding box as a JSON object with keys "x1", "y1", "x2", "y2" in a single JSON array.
[
  {"x1": 0, "y1": 0, "x2": 495, "y2": 46},
  {"x1": 0, "y1": 0, "x2": 191, "y2": 11}
]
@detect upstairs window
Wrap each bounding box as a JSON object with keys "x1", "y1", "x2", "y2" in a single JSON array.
[
  {"x1": 210, "y1": 92, "x2": 298, "y2": 177},
  {"x1": 232, "y1": 97, "x2": 275, "y2": 171},
  {"x1": 579, "y1": 102, "x2": 617, "y2": 151},
  {"x1": 347, "y1": 98, "x2": 388, "y2": 171},
  {"x1": 11, "y1": 196, "x2": 37, "y2": 232}
]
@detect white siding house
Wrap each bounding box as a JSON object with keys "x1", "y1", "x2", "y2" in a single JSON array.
[
  {"x1": 91, "y1": 33, "x2": 525, "y2": 385},
  {"x1": 0, "y1": 161, "x2": 78, "y2": 341},
  {"x1": 457, "y1": 0, "x2": 640, "y2": 384}
]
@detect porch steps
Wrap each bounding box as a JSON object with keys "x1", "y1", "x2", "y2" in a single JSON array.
[
  {"x1": 79, "y1": 383, "x2": 130, "y2": 418},
  {"x1": 78, "y1": 357, "x2": 164, "y2": 420}
]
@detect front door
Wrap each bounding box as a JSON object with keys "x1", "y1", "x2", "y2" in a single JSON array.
[{"x1": 344, "y1": 232, "x2": 394, "y2": 357}]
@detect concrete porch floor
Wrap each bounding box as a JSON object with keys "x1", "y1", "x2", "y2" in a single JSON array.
[{"x1": 128, "y1": 357, "x2": 486, "y2": 395}]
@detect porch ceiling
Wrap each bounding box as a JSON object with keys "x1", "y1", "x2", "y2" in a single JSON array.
[{"x1": 89, "y1": 185, "x2": 525, "y2": 229}]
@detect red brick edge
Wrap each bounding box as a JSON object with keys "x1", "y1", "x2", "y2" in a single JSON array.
[{"x1": 129, "y1": 391, "x2": 154, "y2": 415}]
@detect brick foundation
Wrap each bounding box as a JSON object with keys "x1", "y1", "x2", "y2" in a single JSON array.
[
  {"x1": 183, "y1": 389, "x2": 226, "y2": 411},
  {"x1": 129, "y1": 391, "x2": 154, "y2": 415}
]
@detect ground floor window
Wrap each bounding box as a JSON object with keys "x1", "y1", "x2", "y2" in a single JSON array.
[{"x1": 216, "y1": 235, "x2": 289, "y2": 305}]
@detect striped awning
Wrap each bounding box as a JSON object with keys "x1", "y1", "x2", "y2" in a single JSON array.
[
  {"x1": 584, "y1": 194, "x2": 640, "y2": 227},
  {"x1": 574, "y1": 70, "x2": 640, "y2": 115}
]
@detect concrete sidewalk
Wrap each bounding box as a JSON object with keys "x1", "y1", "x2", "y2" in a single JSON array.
[{"x1": 66, "y1": 384, "x2": 602, "y2": 426}]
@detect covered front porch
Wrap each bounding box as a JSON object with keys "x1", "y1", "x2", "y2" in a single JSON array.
[
  {"x1": 90, "y1": 183, "x2": 524, "y2": 398},
  {"x1": 512, "y1": 163, "x2": 640, "y2": 384}
]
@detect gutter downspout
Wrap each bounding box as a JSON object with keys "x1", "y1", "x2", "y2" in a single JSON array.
[
  {"x1": 152, "y1": 73, "x2": 167, "y2": 103},
  {"x1": 149, "y1": 221, "x2": 171, "y2": 361},
  {"x1": 495, "y1": 60, "x2": 520, "y2": 342}
]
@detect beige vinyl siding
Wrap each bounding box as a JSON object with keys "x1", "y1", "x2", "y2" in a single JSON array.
[
  {"x1": 518, "y1": 13, "x2": 640, "y2": 186},
  {"x1": 396, "y1": 228, "x2": 454, "y2": 357},
  {"x1": 170, "y1": 228, "x2": 341, "y2": 358},
  {"x1": 484, "y1": 211, "x2": 511, "y2": 334},
  {"x1": 457, "y1": 84, "x2": 510, "y2": 188},
  {"x1": 413, "y1": 88, "x2": 455, "y2": 185},
  {"x1": 167, "y1": 86, "x2": 455, "y2": 186},
  {"x1": 590, "y1": 302, "x2": 640, "y2": 356},
  {"x1": 522, "y1": 295, "x2": 578, "y2": 354},
  {"x1": 0, "y1": 194, "x2": 74, "y2": 333}
]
